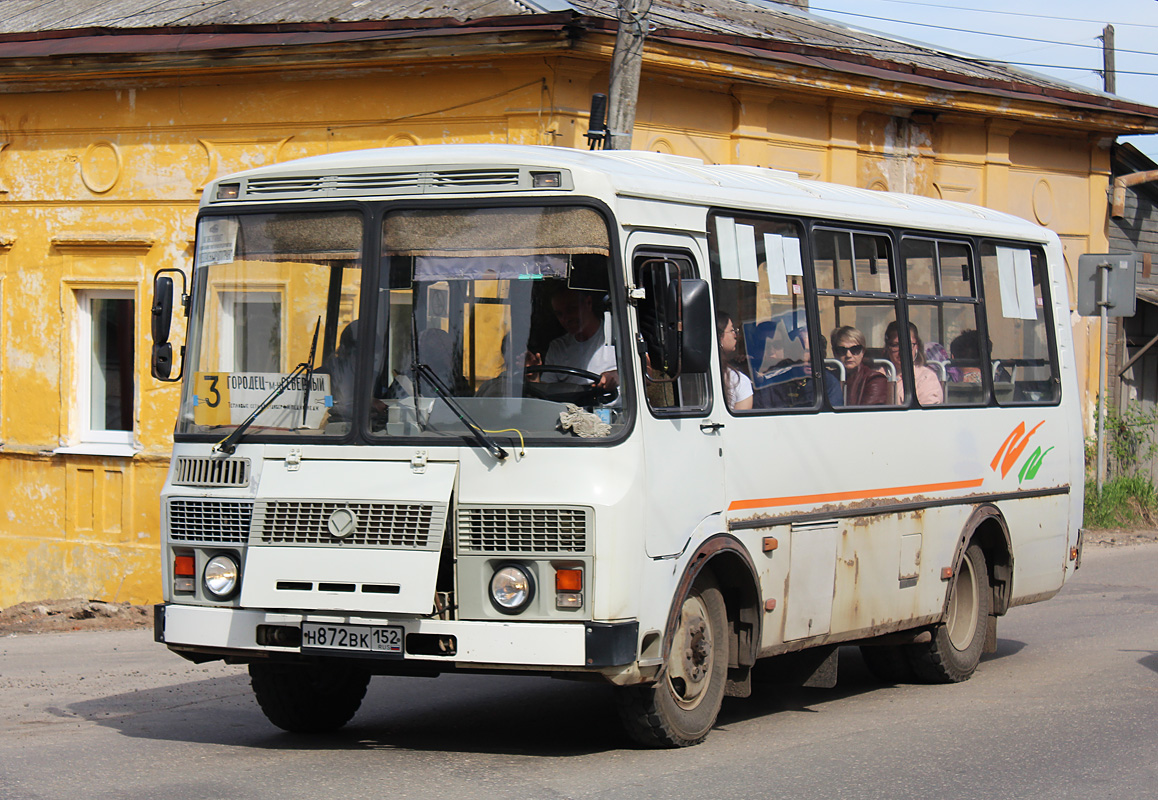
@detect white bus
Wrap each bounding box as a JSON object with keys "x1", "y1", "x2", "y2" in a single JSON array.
[{"x1": 152, "y1": 144, "x2": 1084, "y2": 747}]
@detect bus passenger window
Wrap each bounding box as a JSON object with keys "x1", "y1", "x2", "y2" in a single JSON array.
[
  {"x1": 708, "y1": 214, "x2": 823, "y2": 413},
  {"x1": 979, "y1": 243, "x2": 1059, "y2": 404},
  {"x1": 901, "y1": 238, "x2": 985, "y2": 406},
  {"x1": 813, "y1": 227, "x2": 902, "y2": 409}
]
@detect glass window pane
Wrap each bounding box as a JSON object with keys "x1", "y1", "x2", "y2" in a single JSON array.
[
  {"x1": 179, "y1": 211, "x2": 364, "y2": 437},
  {"x1": 90, "y1": 297, "x2": 134, "y2": 431},
  {"x1": 853, "y1": 234, "x2": 894, "y2": 293},
  {"x1": 902, "y1": 238, "x2": 938, "y2": 296},
  {"x1": 980, "y1": 243, "x2": 1059, "y2": 404},
  {"x1": 939, "y1": 242, "x2": 974, "y2": 298}
]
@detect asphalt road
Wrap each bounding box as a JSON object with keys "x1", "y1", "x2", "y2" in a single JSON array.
[{"x1": 2, "y1": 544, "x2": 1155, "y2": 800}]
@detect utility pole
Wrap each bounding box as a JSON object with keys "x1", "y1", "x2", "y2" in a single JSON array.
[
  {"x1": 606, "y1": 0, "x2": 651, "y2": 150},
  {"x1": 1101, "y1": 24, "x2": 1116, "y2": 94}
]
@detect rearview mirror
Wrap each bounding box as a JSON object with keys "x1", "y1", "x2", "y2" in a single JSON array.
[
  {"x1": 638, "y1": 259, "x2": 711, "y2": 380},
  {"x1": 151, "y1": 269, "x2": 187, "y2": 382}
]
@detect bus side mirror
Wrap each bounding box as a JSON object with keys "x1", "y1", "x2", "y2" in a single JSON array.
[
  {"x1": 638, "y1": 260, "x2": 711, "y2": 379},
  {"x1": 679, "y1": 279, "x2": 712, "y2": 374},
  {"x1": 151, "y1": 269, "x2": 187, "y2": 382}
]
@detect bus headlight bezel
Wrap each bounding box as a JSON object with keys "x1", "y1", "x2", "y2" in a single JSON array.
[
  {"x1": 203, "y1": 554, "x2": 241, "y2": 600},
  {"x1": 489, "y1": 563, "x2": 535, "y2": 615}
]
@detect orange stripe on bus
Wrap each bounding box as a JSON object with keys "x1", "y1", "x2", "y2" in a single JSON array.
[{"x1": 727, "y1": 478, "x2": 986, "y2": 512}]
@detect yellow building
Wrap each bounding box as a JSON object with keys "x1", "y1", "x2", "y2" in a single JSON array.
[{"x1": 2, "y1": 0, "x2": 1156, "y2": 607}]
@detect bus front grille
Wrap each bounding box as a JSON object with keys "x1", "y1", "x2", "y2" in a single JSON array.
[
  {"x1": 456, "y1": 507, "x2": 590, "y2": 554},
  {"x1": 168, "y1": 499, "x2": 253, "y2": 545},
  {"x1": 172, "y1": 456, "x2": 251, "y2": 487},
  {"x1": 254, "y1": 500, "x2": 446, "y2": 550}
]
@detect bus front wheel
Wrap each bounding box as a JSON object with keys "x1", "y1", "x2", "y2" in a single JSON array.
[
  {"x1": 910, "y1": 543, "x2": 991, "y2": 683},
  {"x1": 616, "y1": 575, "x2": 729, "y2": 747},
  {"x1": 249, "y1": 661, "x2": 370, "y2": 733}
]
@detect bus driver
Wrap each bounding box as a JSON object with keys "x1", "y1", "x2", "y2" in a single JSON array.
[{"x1": 527, "y1": 287, "x2": 619, "y2": 393}]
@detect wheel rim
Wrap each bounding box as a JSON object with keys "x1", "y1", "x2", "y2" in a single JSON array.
[
  {"x1": 666, "y1": 593, "x2": 715, "y2": 710},
  {"x1": 946, "y1": 553, "x2": 980, "y2": 650}
]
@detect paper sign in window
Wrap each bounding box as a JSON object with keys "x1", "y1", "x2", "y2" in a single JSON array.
[
  {"x1": 783, "y1": 237, "x2": 804, "y2": 277},
  {"x1": 716, "y1": 217, "x2": 740, "y2": 280},
  {"x1": 736, "y1": 224, "x2": 759, "y2": 283},
  {"x1": 198, "y1": 217, "x2": 239, "y2": 266},
  {"x1": 997, "y1": 246, "x2": 1037, "y2": 320},
  {"x1": 763, "y1": 233, "x2": 788, "y2": 296}
]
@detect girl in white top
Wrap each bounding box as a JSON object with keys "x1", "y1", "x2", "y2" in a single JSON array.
[{"x1": 717, "y1": 312, "x2": 753, "y2": 410}]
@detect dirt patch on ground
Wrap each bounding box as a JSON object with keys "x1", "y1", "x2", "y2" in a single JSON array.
[
  {"x1": 0, "y1": 598, "x2": 151, "y2": 636},
  {"x1": 1082, "y1": 527, "x2": 1158, "y2": 547}
]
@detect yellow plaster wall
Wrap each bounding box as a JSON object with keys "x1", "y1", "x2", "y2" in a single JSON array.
[{"x1": 0, "y1": 52, "x2": 1111, "y2": 607}]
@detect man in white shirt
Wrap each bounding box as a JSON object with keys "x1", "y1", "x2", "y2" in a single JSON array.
[{"x1": 528, "y1": 288, "x2": 619, "y2": 393}]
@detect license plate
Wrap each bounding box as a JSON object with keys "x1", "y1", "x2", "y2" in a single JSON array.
[{"x1": 300, "y1": 622, "x2": 403, "y2": 657}]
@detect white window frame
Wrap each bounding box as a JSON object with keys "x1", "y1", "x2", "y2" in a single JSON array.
[{"x1": 76, "y1": 288, "x2": 136, "y2": 446}]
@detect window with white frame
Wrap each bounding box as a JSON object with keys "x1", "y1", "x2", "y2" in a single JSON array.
[{"x1": 78, "y1": 289, "x2": 135, "y2": 443}]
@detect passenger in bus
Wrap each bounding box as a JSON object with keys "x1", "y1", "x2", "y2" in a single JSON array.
[
  {"x1": 831, "y1": 325, "x2": 887, "y2": 406},
  {"x1": 949, "y1": 330, "x2": 984, "y2": 383},
  {"x1": 885, "y1": 321, "x2": 944, "y2": 405},
  {"x1": 752, "y1": 327, "x2": 842, "y2": 409},
  {"x1": 527, "y1": 287, "x2": 618, "y2": 393},
  {"x1": 716, "y1": 312, "x2": 753, "y2": 410},
  {"x1": 318, "y1": 320, "x2": 359, "y2": 421}
]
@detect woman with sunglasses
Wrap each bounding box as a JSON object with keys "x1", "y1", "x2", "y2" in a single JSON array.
[{"x1": 831, "y1": 325, "x2": 887, "y2": 406}]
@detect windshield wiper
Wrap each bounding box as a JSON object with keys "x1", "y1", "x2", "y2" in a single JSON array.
[
  {"x1": 213, "y1": 353, "x2": 316, "y2": 455},
  {"x1": 412, "y1": 362, "x2": 509, "y2": 461},
  {"x1": 300, "y1": 318, "x2": 321, "y2": 427}
]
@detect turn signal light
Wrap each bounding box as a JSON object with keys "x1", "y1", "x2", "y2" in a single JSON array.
[
  {"x1": 555, "y1": 567, "x2": 583, "y2": 609},
  {"x1": 174, "y1": 555, "x2": 195, "y2": 577},
  {"x1": 555, "y1": 568, "x2": 583, "y2": 592}
]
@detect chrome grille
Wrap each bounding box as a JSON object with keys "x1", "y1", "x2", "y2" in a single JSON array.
[
  {"x1": 244, "y1": 168, "x2": 522, "y2": 199},
  {"x1": 168, "y1": 499, "x2": 253, "y2": 545},
  {"x1": 457, "y1": 507, "x2": 590, "y2": 554},
  {"x1": 254, "y1": 500, "x2": 445, "y2": 549},
  {"x1": 172, "y1": 456, "x2": 250, "y2": 487}
]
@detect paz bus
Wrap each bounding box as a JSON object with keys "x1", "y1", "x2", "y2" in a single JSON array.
[{"x1": 151, "y1": 144, "x2": 1084, "y2": 747}]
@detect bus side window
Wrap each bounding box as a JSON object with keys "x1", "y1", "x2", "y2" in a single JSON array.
[
  {"x1": 978, "y1": 243, "x2": 1060, "y2": 404},
  {"x1": 634, "y1": 251, "x2": 709, "y2": 415},
  {"x1": 708, "y1": 214, "x2": 818, "y2": 413},
  {"x1": 901, "y1": 238, "x2": 985, "y2": 407},
  {"x1": 814, "y1": 227, "x2": 902, "y2": 408}
]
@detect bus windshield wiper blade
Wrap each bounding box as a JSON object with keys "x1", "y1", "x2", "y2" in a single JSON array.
[
  {"x1": 300, "y1": 318, "x2": 321, "y2": 427},
  {"x1": 213, "y1": 362, "x2": 308, "y2": 455},
  {"x1": 412, "y1": 362, "x2": 509, "y2": 461}
]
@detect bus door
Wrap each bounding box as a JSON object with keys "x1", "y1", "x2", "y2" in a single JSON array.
[{"x1": 630, "y1": 234, "x2": 725, "y2": 558}]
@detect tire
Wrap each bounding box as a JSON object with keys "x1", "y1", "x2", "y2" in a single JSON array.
[
  {"x1": 249, "y1": 661, "x2": 371, "y2": 733},
  {"x1": 909, "y1": 543, "x2": 991, "y2": 683},
  {"x1": 859, "y1": 643, "x2": 917, "y2": 684},
  {"x1": 616, "y1": 575, "x2": 729, "y2": 748}
]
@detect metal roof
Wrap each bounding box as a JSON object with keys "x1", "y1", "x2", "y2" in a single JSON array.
[
  {"x1": 203, "y1": 143, "x2": 1051, "y2": 241},
  {"x1": 0, "y1": 0, "x2": 1153, "y2": 120}
]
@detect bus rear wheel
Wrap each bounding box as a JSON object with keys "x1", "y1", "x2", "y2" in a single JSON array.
[
  {"x1": 909, "y1": 543, "x2": 991, "y2": 683},
  {"x1": 616, "y1": 575, "x2": 728, "y2": 748},
  {"x1": 249, "y1": 661, "x2": 370, "y2": 733}
]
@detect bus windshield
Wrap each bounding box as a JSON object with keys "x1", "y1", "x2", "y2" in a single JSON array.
[{"x1": 177, "y1": 205, "x2": 627, "y2": 445}]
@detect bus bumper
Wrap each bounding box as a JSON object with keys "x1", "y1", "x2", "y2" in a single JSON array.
[{"x1": 154, "y1": 603, "x2": 637, "y2": 669}]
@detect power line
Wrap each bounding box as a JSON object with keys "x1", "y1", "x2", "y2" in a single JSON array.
[
  {"x1": 811, "y1": 6, "x2": 1158, "y2": 58},
  {"x1": 811, "y1": 0, "x2": 1158, "y2": 30}
]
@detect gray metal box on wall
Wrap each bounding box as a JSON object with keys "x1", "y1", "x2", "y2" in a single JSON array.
[{"x1": 1077, "y1": 253, "x2": 1138, "y2": 317}]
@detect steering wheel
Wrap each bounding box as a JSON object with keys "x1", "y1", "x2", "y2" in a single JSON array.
[{"x1": 524, "y1": 365, "x2": 618, "y2": 406}]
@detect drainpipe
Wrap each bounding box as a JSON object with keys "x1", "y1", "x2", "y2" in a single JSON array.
[{"x1": 1110, "y1": 170, "x2": 1158, "y2": 218}]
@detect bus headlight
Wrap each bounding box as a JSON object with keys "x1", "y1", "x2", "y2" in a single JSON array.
[
  {"x1": 489, "y1": 564, "x2": 534, "y2": 614},
  {"x1": 203, "y1": 554, "x2": 240, "y2": 599}
]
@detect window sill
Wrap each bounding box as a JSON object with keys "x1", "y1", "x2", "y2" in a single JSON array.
[{"x1": 54, "y1": 443, "x2": 140, "y2": 458}]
